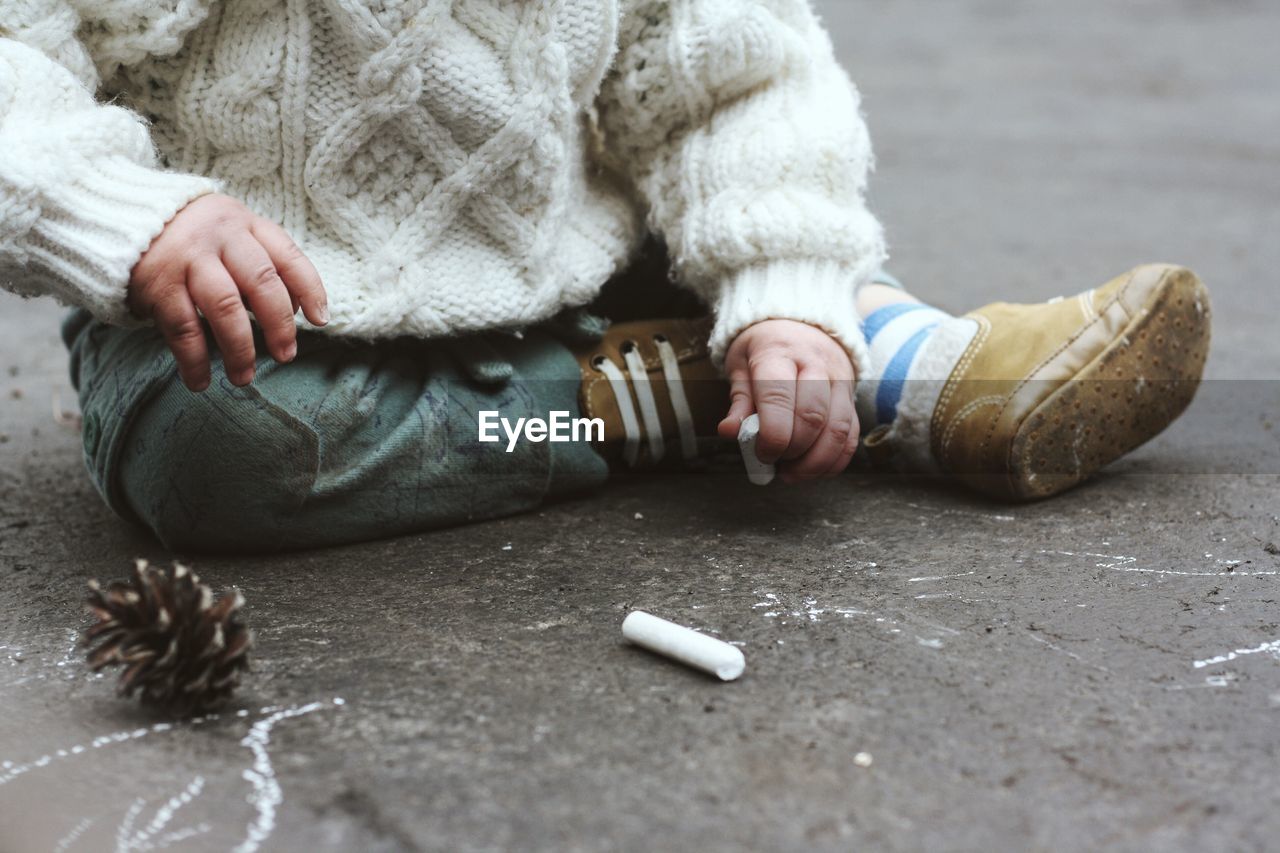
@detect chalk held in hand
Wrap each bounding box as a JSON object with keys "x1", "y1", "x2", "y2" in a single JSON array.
[
  {"x1": 737, "y1": 413, "x2": 775, "y2": 486},
  {"x1": 622, "y1": 611, "x2": 746, "y2": 681}
]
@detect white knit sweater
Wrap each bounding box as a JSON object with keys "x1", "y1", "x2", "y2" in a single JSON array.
[{"x1": 0, "y1": 0, "x2": 884, "y2": 370}]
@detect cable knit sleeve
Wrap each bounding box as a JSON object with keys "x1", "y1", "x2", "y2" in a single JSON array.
[
  {"x1": 0, "y1": 1, "x2": 217, "y2": 325},
  {"x1": 595, "y1": 0, "x2": 886, "y2": 374}
]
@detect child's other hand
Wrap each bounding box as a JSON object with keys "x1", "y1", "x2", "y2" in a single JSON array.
[
  {"x1": 717, "y1": 320, "x2": 859, "y2": 483},
  {"x1": 127, "y1": 194, "x2": 329, "y2": 392}
]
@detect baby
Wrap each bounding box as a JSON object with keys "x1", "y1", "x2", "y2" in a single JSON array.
[{"x1": 0, "y1": 1, "x2": 1209, "y2": 552}]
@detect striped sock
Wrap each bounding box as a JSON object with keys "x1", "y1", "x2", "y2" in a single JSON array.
[
  {"x1": 862, "y1": 303, "x2": 951, "y2": 426},
  {"x1": 856, "y1": 300, "x2": 979, "y2": 469}
]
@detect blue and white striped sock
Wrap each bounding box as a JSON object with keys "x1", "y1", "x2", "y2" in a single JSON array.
[{"x1": 856, "y1": 299, "x2": 979, "y2": 469}]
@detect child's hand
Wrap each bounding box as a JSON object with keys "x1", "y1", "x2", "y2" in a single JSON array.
[
  {"x1": 127, "y1": 194, "x2": 328, "y2": 392},
  {"x1": 717, "y1": 320, "x2": 859, "y2": 483}
]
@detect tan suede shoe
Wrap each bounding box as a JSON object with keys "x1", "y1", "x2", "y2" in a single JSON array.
[
  {"x1": 922, "y1": 264, "x2": 1211, "y2": 500},
  {"x1": 574, "y1": 317, "x2": 727, "y2": 467}
]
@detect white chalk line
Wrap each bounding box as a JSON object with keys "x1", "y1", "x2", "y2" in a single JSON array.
[
  {"x1": 1164, "y1": 672, "x2": 1241, "y2": 690},
  {"x1": 1027, "y1": 633, "x2": 1112, "y2": 674},
  {"x1": 907, "y1": 571, "x2": 977, "y2": 583},
  {"x1": 0, "y1": 628, "x2": 105, "y2": 690},
  {"x1": 113, "y1": 775, "x2": 211, "y2": 852},
  {"x1": 1042, "y1": 550, "x2": 1277, "y2": 577},
  {"x1": 233, "y1": 698, "x2": 345, "y2": 853},
  {"x1": 1, "y1": 696, "x2": 345, "y2": 853},
  {"x1": 54, "y1": 816, "x2": 94, "y2": 852},
  {"x1": 905, "y1": 502, "x2": 1016, "y2": 522},
  {"x1": 55, "y1": 629, "x2": 79, "y2": 668},
  {"x1": 2, "y1": 700, "x2": 345, "y2": 851},
  {"x1": 913, "y1": 591, "x2": 991, "y2": 604},
  {"x1": 1193, "y1": 639, "x2": 1280, "y2": 669},
  {"x1": 750, "y1": 590, "x2": 959, "y2": 642},
  {"x1": 752, "y1": 591, "x2": 876, "y2": 625},
  {"x1": 0, "y1": 718, "x2": 203, "y2": 787},
  {"x1": 115, "y1": 797, "x2": 146, "y2": 852}
]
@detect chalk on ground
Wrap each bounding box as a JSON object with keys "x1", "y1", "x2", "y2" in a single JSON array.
[
  {"x1": 622, "y1": 611, "x2": 745, "y2": 681},
  {"x1": 737, "y1": 413, "x2": 775, "y2": 486}
]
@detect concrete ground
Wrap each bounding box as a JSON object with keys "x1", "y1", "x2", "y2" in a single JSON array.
[{"x1": 2, "y1": 1, "x2": 1278, "y2": 850}]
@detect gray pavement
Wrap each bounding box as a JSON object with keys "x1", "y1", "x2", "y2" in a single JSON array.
[{"x1": 2, "y1": 1, "x2": 1278, "y2": 850}]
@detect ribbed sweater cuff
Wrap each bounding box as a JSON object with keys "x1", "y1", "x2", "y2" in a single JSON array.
[
  {"x1": 709, "y1": 259, "x2": 871, "y2": 379},
  {"x1": 26, "y1": 157, "x2": 219, "y2": 325}
]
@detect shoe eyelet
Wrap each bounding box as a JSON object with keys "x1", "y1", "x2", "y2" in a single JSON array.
[
  {"x1": 591, "y1": 355, "x2": 608, "y2": 371},
  {"x1": 653, "y1": 333, "x2": 668, "y2": 344},
  {"x1": 619, "y1": 339, "x2": 639, "y2": 354}
]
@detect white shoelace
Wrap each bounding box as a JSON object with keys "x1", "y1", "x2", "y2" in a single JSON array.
[{"x1": 593, "y1": 336, "x2": 698, "y2": 467}]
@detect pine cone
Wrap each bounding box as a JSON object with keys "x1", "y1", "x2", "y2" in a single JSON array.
[{"x1": 84, "y1": 559, "x2": 252, "y2": 714}]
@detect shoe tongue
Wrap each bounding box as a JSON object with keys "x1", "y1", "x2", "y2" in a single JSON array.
[{"x1": 574, "y1": 317, "x2": 725, "y2": 465}]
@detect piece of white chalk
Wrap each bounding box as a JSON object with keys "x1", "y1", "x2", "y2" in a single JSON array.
[
  {"x1": 622, "y1": 611, "x2": 745, "y2": 681},
  {"x1": 737, "y1": 413, "x2": 776, "y2": 486}
]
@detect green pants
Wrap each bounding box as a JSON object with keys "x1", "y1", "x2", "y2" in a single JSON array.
[
  {"x1": 62, "y1": 310, "x2": 610, "y2": 553},
  {"x1": 62, "y1": 240, "x2": 711, "y2": 553}
]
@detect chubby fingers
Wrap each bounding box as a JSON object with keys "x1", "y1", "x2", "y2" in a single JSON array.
[
  {"x1": 718, "y1": 320, "x2": 862, "y2": 484},
  {"x1": 716, "y1": 368, "x2": 755, "y2": 441},
  {"x1": 251, "y1": 219, "x2": 329, "y2": 327},
  {"x1": 188, "y1": 257, "x2": 256, "y2": 386},
  {"x1": 150, "y1": 284, "x2": 212, "y2": 392},
  {"x1": 128, "y1": 194, "x2": 326, "y2": 392},
  {"x1": 781, "y1": 377, "x2": 859, "y2": 482},
  {"x1": 221, "y1": 233, "x2": 298, "y2": 367},
  {"x1": 747, "y1": 355, "x2": 798, "y2": 464},
  {"x1": 783, "y1": 364, "x2": 830, "y2": 461},
  {"x1": 781, "y1": 345, "x2": 860, "y2": 481}
]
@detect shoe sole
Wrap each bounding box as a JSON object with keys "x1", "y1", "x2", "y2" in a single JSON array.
[{"x1": 1008, "y1": 266, "x2": 1211, "y2": 500}]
